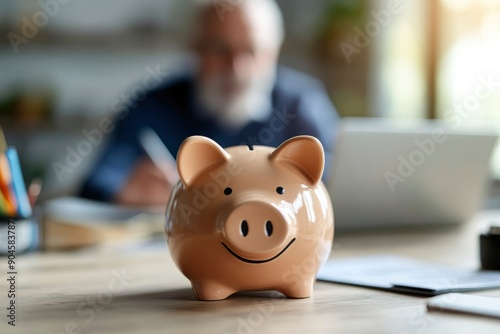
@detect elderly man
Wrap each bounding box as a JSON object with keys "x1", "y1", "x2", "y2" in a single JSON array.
[{"x1": 80, "y1": 0, "x2": 338, "y2": 205}]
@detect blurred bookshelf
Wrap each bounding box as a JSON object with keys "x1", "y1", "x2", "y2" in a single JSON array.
[{"x1": 1, "y1": 0, "x2": 499, "y2": 201}]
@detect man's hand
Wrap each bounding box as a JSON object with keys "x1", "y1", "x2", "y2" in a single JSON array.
[{"x1": 114, "y1": 158, "x2": 178, "y2": 206}]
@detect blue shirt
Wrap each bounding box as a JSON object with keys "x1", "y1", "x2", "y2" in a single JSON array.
[{"x1": 80, "y1": 66, "x2": 338, "y2": 201}]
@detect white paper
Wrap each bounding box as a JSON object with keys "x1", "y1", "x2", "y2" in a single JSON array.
[
  {"x1": 427, "y1": 293, "x2": 500, "y2": 318},
  {"x1": 317, "y1": 255, "x2": 500, "y2": 295}
]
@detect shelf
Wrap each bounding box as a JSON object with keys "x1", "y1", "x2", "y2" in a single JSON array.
[{"x1": 0, "y1": 27, "x2": 182, "y2": 51}]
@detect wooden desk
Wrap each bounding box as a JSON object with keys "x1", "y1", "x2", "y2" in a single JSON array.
[{"x1": 2, "y1": 211, "x2": 500, "y2": 334}]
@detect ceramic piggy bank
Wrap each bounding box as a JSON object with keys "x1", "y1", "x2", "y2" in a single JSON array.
[{"x1": 165, "y1": 135, "x2": 334, "y2": 300}]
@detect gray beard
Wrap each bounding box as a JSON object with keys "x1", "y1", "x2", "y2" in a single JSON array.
[{"x1": 197, "y1": 71, "x2": 275, "y2": 129}]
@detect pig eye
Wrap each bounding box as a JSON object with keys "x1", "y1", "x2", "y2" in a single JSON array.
[
  {"x1": 276, "y1": 186, "x2": 285, "y2": 195},
  {"x1": 224, "y1": 187, "x2": 233, "y2": 195}
]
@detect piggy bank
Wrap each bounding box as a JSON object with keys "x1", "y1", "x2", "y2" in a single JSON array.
[{"x1": 165, "y1": 135, "x2": 334, "y2": 300}]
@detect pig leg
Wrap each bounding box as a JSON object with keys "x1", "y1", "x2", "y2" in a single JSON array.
[
  {"x1": 191, "y1": 281, "x2": 235, "y2": 301},
  {"x1": 280, "y1": 278, "x2": 314, "y2": 298}
]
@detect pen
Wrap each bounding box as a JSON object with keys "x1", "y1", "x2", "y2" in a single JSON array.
[
  {"x1": 138, "y1": 128, "x2": 179, "y2": 185},
  {"x1": 28, "y1": 177, "x2": 43, "y2": 207}
]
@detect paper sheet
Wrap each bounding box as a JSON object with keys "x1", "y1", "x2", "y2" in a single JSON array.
[{"x1": 317, "y1": 255, "x2": 500, "y2": 295}]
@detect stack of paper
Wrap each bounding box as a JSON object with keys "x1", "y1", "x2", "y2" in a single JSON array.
[{"x1": 43, "y1": 197, "x2": 165, "y2": 249}]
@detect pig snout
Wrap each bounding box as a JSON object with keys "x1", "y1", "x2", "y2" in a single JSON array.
[{"x1": 220, "y1": 198, "x2": 296, "y2": 263}]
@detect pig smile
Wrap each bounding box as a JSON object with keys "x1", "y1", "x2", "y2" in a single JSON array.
[{"x1": 221, "y1": 238, "x2": 296, "y2": 264}]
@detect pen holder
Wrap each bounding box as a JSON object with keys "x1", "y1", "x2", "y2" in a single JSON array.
[
  {"x1": 480, "y1": 225, "x2": 500, "y2": 270},
  {"x1": 0, "y1": 144, "x2": 37, "y2": 254}
]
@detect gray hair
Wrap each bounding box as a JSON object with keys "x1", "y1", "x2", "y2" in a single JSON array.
[{"x1": 187, "y1": 0, "x2": 285, "y2": 49}]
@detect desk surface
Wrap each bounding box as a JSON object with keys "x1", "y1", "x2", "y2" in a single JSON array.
[{"x1": 2, "y1": 211, "x2": 500, "y2": 334}]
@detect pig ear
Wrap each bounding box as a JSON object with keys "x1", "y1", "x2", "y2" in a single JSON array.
[
  {"x1": 270, "y1": 136, "x2": 325, "y2": 186},
  {"x1": 177, "y1": 136, "x2": 229, "y2": 187}
]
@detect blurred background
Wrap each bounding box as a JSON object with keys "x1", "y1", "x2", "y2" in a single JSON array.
[{"x1": 0, "y1": 0, "x2": 499, "y2": 200}]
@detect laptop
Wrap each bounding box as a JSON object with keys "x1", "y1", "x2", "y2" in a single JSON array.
[{"x1": 327, "y1": 118, "x2": 498, "y2": 229}]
